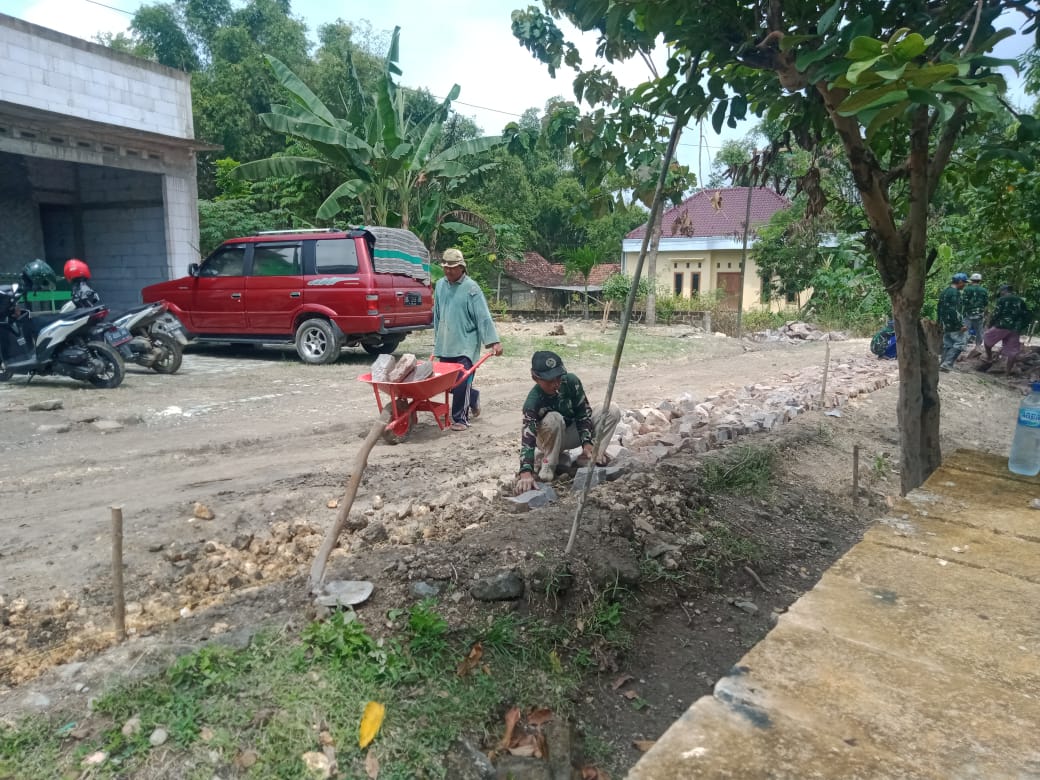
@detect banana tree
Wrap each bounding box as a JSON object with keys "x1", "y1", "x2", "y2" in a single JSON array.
[{"x1": 234, "y1": 26, "x2": 503, "y2": 236}]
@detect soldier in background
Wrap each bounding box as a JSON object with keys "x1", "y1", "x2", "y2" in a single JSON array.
[
  {"x1": 962, "y1": 272, "x2": 989, "y2": 351},
  {"x1": 938, "y1": 272, "x2": 968, "y2": 372}
]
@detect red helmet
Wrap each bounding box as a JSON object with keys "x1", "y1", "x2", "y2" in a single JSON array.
[{"x1": 64, "y1": 258, "x2": 90, "y2": 282}]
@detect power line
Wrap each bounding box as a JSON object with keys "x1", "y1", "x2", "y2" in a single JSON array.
[{"x1": 84, "y1": 0, "x2": 133, "y2": 16}]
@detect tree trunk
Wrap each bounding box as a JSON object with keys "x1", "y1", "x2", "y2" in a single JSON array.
[
  {"x1": 645, "y1": 218, "x2": 661, "y2": 326},
  {"x1": 891, "y1": 294, "x2": 942, "y2": 494}
]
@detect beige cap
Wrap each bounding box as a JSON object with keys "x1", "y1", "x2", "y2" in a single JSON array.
[{"x1": 441, "y1": 248, "x2": 466, "y2": 267}]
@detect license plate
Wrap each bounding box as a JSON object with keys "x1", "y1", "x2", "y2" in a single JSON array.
[
  {"x1": 105, "y1": 326, "x2": 132, "y2": 346},
  {"x1": 404, "y1": 292, "x2": 422, "y2": 306}
]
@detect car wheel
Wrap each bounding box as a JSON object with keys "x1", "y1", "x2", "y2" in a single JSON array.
[
  {"x1": 295, "y1": 318, "x2": 341, "y2": 364},
  {"x1": 362, "y1": 337, "x2": 402, "y2": 356},
  {"x1": 149, "y1": 333, "x2": 183, "y2": 374},
  {"x1": 84, "y1": 341, "x2": 125, "y2": 389}
]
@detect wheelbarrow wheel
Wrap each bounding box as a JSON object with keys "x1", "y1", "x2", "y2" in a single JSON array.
[{"x1": 380, "y1": 399, "x2": 412, "y2": 445}]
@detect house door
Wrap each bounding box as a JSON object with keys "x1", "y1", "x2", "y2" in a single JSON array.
[{"x1": 716, "y1": 272, "x2": 742, "y2": 310}]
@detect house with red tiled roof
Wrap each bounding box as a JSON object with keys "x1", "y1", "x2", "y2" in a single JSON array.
[
  {"x1": 499, "y1": 251, "x2": 621, "y2": 311},
  {"x1": 623, "y1": 187, "x2": 800, "y2": 312}
]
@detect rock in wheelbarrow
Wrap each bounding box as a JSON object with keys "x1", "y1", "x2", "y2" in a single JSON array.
[
  {"x1": 314, "y1": 580, "x2": 374, "y2": 608},
  {"x1": 370, "y1": 354, "x2": 396, "y2": 382},
  {"x1": 388, "y1": 353, "x2": 417, "y2": 382}
]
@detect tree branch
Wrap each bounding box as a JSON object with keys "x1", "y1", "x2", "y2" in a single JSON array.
[{"x1": 814, "y1": 80, "x2": 904, "y2": 282}]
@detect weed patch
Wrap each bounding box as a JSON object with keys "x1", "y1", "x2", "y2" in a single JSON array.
[{"x1": 700, "y1": 445, "x2": 777, "y2": 495}]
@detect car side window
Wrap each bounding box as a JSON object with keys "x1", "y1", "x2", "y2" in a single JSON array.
[
  {"x1": 315, "y1": 238, "x2": 359, "y2": 274},
  {"x1": 252, "y1": 243, "x2": 301, "y2": 277},
  {"x1": 200, "y1": 246, "x2": 247, "y2": 277}
]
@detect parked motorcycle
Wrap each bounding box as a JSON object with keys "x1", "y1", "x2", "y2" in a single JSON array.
[
  {"x1": 0, "y1": 275, "x2": 125, "y2": 388},
  {"x1": 64, "y1": 299, "x2": 187, "y2": 374}
]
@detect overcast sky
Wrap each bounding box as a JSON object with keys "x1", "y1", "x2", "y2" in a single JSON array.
[{"x1": 1, "y1": 0, "x2": 1033, "y2": 187}]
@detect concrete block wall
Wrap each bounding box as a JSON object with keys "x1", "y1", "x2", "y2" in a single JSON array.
[
  {"x1": 76, "y1": 164, "x2": 165, "y2": 308},
  {"x1": 0, "y1": 153, "x2": 44, "y2": 269},
  {"x1": 0, "y1": 14, "x2": 193, "y2": 140}
]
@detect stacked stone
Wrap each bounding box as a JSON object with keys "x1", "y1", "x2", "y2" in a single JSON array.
[{"x1": 606, "y1": 356, "x2": 897, "y2": 465}]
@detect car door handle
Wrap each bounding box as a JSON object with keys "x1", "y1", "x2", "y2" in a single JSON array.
[
  {"x1": 230, "y1": 293, "x2": 241, "y2": 299},
  {"x1": 396, "y1": 291, "x2": 404, "y2": 296},
  {"x1": 290, "y1": 292, "x2": 301, "y2": 298}
]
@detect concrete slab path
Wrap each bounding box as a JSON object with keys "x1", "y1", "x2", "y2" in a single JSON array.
[{"x1": 629, "y1": 449, "x2": 1040, "y2": 779}]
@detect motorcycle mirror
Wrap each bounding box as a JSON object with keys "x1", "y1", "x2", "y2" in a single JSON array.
[{"x1": 188, "y1": 262, "x2": 200, "y2": 277}]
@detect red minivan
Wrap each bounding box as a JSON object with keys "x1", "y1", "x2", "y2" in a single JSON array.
[{"x1": 142, "y1": 227, "x2": 433, "y2": 364}]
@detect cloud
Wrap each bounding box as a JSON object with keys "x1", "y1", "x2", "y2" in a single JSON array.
[{"x1": 19, "y1": 0, "x2": 131, "y2": 42}]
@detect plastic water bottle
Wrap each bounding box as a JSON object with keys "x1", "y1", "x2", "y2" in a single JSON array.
[{"x1": 1008, "y1": 382, "x2": 1040, "y2": 476}]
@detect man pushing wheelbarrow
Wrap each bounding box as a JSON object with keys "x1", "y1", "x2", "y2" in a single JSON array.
[{"x1": 431, "y1": 248, "x2": 502, "y2": 431}]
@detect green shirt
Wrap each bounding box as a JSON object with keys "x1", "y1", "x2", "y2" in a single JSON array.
[
  {"x1": 990, "y1": 294, "x2": 1032, "y2": 333},
  {"x1": 937, "y1": 286, "x2": 963, "y2": 332},
  {"x1": 432, "y1": 274, "x2": 499, "y2": 362},
  {"x1": 961, "y1": 284, "x2": 989, "y2": 318},
  {"x1": 519, "y1": 373, "x2": 594, "y2": 474}
]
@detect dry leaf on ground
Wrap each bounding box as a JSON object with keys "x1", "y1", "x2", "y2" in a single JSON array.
[
  {"x1": 622, "y1": 690, "x2": 639, "y2": 700},
  {"x1": 358, "y1": 701, "x2": 386, "y2": 749},
  {"x1": 301, "y1": 751, "x2": 332, "y2": 778},
  {"x1": 582, "y1": 767, "x2": 611, "y2": 780},
  {"x1": 364, "y1": 750, "x2": 380, "y2": 779},
  {"x1": 632, "y1": 739, "x2": 657, "y2": 752},
  {"x1": 456, "y1": 641, "x2": 483, "y2": 677},
  {"x1": 499, "y1": 706, "x2": 520, "y2": 749},
  {"x1": 527, "y1": 707, "x2": 554, "y2": 726},
  {"x1": 508, "y1": 734, "x2": 541, "y2": 757},
  {"x1": 611, "y1": 674, "x2": 633, "y2": 690}
]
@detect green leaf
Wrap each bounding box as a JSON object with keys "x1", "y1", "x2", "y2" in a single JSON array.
[
  {"x1": 232, "y1": 157, "x2": 330, "y2": 181},
  {"x1": 264, "y1": 55, "x2": 337, "y2": 126},
  {"x1": 904, "y1": 63, "x2": 959, "y2": 88},
  {"x1": 711, "y1": 99, "x2": 728, "y2": 135},
  {"x1": 817, "y1": 0, "x2": 842, "y2": 36},
  {"x1": 847, "y1": 36, "x2": 884, "y2": 61},
  {"x1": 796, "y1": 41, "x2": 837, "y2": 71},
  {"x1": 780, "y1": 33, "x2": 817, "y2": 52},
  {"x1": 836, "y1": 84, "x2": 908, "y2": 116},
  {"x1": 891, "y1": 33, "x2": 927, "y2": 62},
  {"x1": 864, "y1": 102, "x2": 907, "y2": 142},
  {"x1": 905, "y1": 88, "x2": 952, "y2": 121},
  {"x1": 874, "y1": 63, "x2": 907, "y2": 80},
  {"x1": 316, "y1": 179, "x2": 369, "y2": 219},
  {"x1": 847, "y1": 56, "x2": 882, "y2": 84}
]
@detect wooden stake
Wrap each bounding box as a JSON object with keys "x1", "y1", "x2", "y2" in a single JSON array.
[
  {"x1": 309, "y1": 417, "x2": 386, "y2": 592},
  {"x1": 111, "y1": 505, "x2": 126, "y2": 641},
  {"x1": 852, "y1": 445, "x2": 860, "y2": 506},
  {"x1": 820, "y1": 340, "x2": 831, "y2": 408}
]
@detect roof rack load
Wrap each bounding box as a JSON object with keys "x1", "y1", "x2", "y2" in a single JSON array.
[{"x1": 254, "y1": 228, "x2": 339, "y2": 235}]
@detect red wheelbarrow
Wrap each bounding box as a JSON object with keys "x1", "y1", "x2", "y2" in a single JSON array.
[{"x1": 358, "y1": 352, "x2": 493, "y2": 443}]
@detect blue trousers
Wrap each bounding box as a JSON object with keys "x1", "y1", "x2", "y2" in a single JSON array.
[{"x1": 441, "y1": 355, "x2": 480, "y2": 425}]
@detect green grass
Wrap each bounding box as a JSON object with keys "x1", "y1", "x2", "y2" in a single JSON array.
[
  {"x1": 0, "y1": 599, "x2": 614, "y2": 779},
  {"x1": 700, "y1": 445, "x2": 777, "y2": 495}
]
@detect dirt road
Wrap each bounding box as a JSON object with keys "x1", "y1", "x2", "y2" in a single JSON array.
[{"x1": 0, "y1": 324, "x2": 880, "y2": 606}]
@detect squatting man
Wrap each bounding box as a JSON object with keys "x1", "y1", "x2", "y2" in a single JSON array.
[{"x1": 514, "y1": 350, "x2": 620, "y2": 495}]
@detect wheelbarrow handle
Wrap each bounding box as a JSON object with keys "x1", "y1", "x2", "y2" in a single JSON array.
[{"x1": 461, "y1": 351, "x2": 495, "y2": 380}]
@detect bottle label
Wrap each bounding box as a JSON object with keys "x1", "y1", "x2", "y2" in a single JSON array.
[{"x1": 1018, "y1": 408, "x2": 1040, "y2": 428}]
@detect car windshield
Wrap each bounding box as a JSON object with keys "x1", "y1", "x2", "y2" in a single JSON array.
[{"x1": 200, "y1": 246, "x2": 246, "y2": 277}]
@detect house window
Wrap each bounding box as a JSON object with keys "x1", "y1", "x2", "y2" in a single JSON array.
[
  {"x1": 685, "y1": 263, "x2": 690, "y2": 269},
  {"x1": 691, "y1": 272, "x2": 701, "y2": 294},
  {"x1": 786, "y1": 290, "x2": 798, "y2": 304},
  {"x1": 674, "y1": 272, "x2": 684, "y2": 296}
]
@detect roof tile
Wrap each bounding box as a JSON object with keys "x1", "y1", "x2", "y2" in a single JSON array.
[{"x1": 626, "y1": 187, "x2": 791, "y2": 240}]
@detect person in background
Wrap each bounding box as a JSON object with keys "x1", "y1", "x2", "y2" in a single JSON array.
[
  {"x1": 63, "y1": 258, "x2": 101, "y2": 308},
  {"x1": 432, "y1": 248, "x2": 502, "y2": 431},
  {"x1": 515, "y1": 350, "x2": 621, "y2": 494},
  {"x1": 938, "y1": 272, "x2": 968, "y2": 372},
  {"x1": 962, "y1": 272, "x2": 989, "y2": 350},
  {"x1": 979, "y1": 284, "x2": 1033, "y2": 376}
]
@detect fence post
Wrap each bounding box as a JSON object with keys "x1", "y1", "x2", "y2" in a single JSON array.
[{"x1": 111, "y1": 506, "x2": 126, "y2": 641}]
